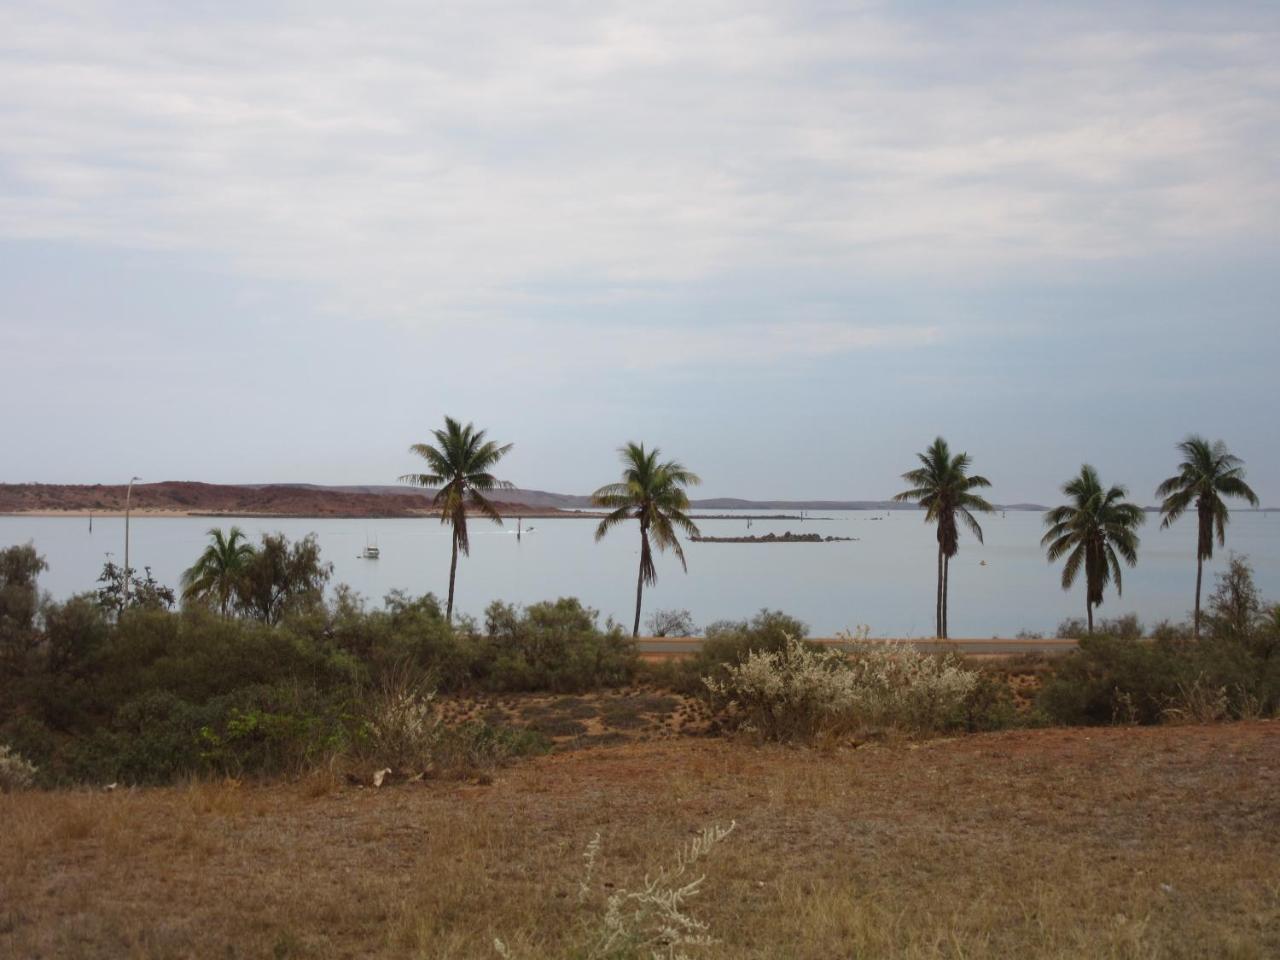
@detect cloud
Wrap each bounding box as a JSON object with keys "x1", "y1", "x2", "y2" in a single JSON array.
[
  {"x1": 1, "y1": 0, "x2": 1277, "y2": 349},
  {"x1": 499, "y1": 320, "x2": 944, "y2": 373}
]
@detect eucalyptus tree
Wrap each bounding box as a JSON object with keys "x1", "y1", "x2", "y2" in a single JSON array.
[
  {"x1": 592, "y1": 443, "x2": 701, "y2": 638},
  {"x1": 893, "y1": 437, "x2": 994, "y2": 639},
  {"x1": 180, "y1": 526, "x2": 257, "y2": 616},
  {"x1": 401, "y1": 416, "x2": 514, "y2": 622},
  {"x1": 0, "y1": 543, "x2": 47, "y2": 673},
  {"x1": 1156, "y1": 436, "x2": 1260, "y2": 638},
  {"x1": 1041, "y1": 465, "x2": 1145, "y2": 634},
  {"x1": 235, "y1": 533, "x2": 331, "y2": 625}
]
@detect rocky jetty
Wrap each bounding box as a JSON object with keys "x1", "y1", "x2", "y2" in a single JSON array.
[{"x1": 690, "y1": 531, "x2": 857, "y2": 544}]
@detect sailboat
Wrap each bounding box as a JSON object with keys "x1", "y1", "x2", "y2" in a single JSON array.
[{"x1": 361, "y1": 531, "x2": 380, "y2": 559}]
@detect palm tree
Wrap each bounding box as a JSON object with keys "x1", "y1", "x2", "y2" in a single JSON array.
[
  {"x1": 893, "y1": 437, "x2": 993, "y2": 639},
  {"x1": 592, "y1": 443, "x2": 701, "y2": 638},
  {"x1": 1156, "y1": 436, "x2": 1259, "y2": 638},
  {"x1": 400, "y1": 416, "x2": 514, "y2": 622},
  {"x1": 1041, "y1": 465, "x2": 1144, "y2": 633},
  {"x1": 180, "y1": 526, "x2": 257, "y2": 616}
]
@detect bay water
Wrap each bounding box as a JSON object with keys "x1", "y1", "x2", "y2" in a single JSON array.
[{"x1": 2, "y1": 510, "x2": 1277, "y2": 637}]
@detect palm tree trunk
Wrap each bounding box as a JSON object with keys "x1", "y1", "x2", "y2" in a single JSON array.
[
  {"x1": 1087, "y1": 599, "x2": 1093, "y2": 634},
  {"x1": 942, "y1": 555, "x2": 950, "y2": 639},
  {"x1": 935, "y1": 546, "x2": 943, "y2": 639},
  {"x1": 446, "y1": 532, "x2": 459, "y2": 623},
  {"x1": 1194, "y1": 556, "x2": 1203, "y2": 640},
  {"x1": 633, "y1": 555, "x2": 645, "y2": 638}
]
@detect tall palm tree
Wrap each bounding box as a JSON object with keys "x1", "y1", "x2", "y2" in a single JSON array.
[
  {"x1": 180, "y1": 526, "x2": 256, "y2": 616},
  {"x1": 1042, "y1": 465, "x2": 1144, "y2": 633},
  {"x1": 592, "y1": 443, "x2": 701, "y2": 638},
  {"x1": 1156, "y1": 436, "x2": 1259, "y2": 638},
  {"x1": 893, "y1": 437, "x2": 993, "y2": 639},
  {"x1": 400, "y1": 416, "x2": 513, "y2": 622}
]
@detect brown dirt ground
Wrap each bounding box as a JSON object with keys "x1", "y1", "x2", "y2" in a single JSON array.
[
  {"x1": 437, "y1": 688, "x2": 714, "y2": 748},
  {"x1": 3, "y1": 721, "x2": 1277, "y2": 959}
]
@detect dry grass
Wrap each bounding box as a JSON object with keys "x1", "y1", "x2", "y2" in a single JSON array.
[{"x1": 3, "y1": 722, "x2": 1278, "y2": 959}]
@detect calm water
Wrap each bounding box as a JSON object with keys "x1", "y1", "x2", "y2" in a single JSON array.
[{"x1": 2, "y1": 511, "x2": 1277, "y2": 637}]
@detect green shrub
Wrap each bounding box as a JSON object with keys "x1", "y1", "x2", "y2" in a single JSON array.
[
  {"x1": 196, "y1": 683, "x2": 355, "y2": 777},
  {"x1": 323, "y1": 588, "x2": 479, "y2": 689},
  {"x1": 4, "y1": 537, "x2": 644, "y2": 786},
  {"x1": 42, "y1": 593, "x2": 112, "y2": 675},
  {"x1": 1056, "y1": 614, "x2": 1144, "y2": 640},
  {"x1": 89, "y1": 690, "x2": 213, "y2": 783},
  {"x1": 89, "y1": 607, "x2": 353, "y2": 709},
  {"x1": 0, "y1": 543, "x2": 45, "y2": 676},
  {"x1": 478, "y1": 598, "x2": 636, "y2": 692},
  {"x1": 430, "y1": 722, "x2": 550, "y2": 777},
  {"x1": 1038, "y1": 634, "x2": 1279, "y2": 725},
  {"x1": 654, "y1": 609, "x2": 809, "y2": 695},
  {"x1": 961, "y1": 669, "x2": 1020, "y2": 732}
]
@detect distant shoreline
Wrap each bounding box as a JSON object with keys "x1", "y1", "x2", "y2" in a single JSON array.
[
  {"x1": 0, "y1": 508, "x2": 600, "y2": 521},
  {"x1": 2, "y1": 481, "x2": 1271, "y2": 519},
  {"x1": 1, "y1": 509, "x2": 823, "y2": 522}
]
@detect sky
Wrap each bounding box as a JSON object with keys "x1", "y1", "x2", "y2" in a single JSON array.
[{"x1": 2, "y1": 0, "x2": 1277, "y2": 504}]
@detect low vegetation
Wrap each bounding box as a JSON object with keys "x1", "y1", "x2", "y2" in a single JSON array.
[
  {"x1": 496, "y1": 821, "x2": 737, "y2": 960},
  {"x1": 2, "y1": 527, "x2": 1278, "y2": 793},
  {"x1": 1038, "y1": 555, "x2": 1280, "y2": 725},
  {"x1": 0, "y1": 741, "x2": 37, "y2": 792},
  {"x1": 705, "y1": 632, "x2": 1014, "y2": 743},
  {"x1": 0, "y1": 539, "x2": 632, "y2": 786}
]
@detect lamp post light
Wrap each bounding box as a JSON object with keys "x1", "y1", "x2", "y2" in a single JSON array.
[{"x1": 123, "y1": 476, "x2": 141, "y2": 607}]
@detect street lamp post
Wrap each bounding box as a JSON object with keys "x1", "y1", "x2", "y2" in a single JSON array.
[{"x1": 122, "y1": 476, "x2": 141, "y2": 607}]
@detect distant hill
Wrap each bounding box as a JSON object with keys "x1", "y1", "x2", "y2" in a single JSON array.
[
  {"x1": 258, "y1": 484, "x2": 1050, "y2": 512},
  {"x1": 314, "y1": 486, "x2": 1048, "y2": 512},
  {"x1": 0, "y1": 481, "x2": 1051, "y2": 516},
  {"x1": 316, "y1": 484, "x2": 595, "y2": 510},
  {"x1": 0, "y1": 482, "x2": 581, "y2": 518}
]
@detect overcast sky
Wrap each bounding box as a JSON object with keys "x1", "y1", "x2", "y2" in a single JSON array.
[{"x1": 2, "y1": 1, "x2": 1277, "y2": 503}]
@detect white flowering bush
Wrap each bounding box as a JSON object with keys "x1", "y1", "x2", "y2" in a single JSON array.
[
  {"x1": 357, "y1": 666, "x2": 548, "y2": 779},
  {"x1": 362, "y1": 665, "x2": 442, "y2": 770},
  {"x1": 703, "y1": 635, "x2": 862, "y2": 742},
  {"x1": 842, "y1": 635, "x2": 981, "y2": 732},
  {"x1": 704, "y1": 632, "x2": 981, "y2": 742},
  {"x1": 496, "y1": 821, "x2": 735, "y2": 960},
  {"x1": 0, "y1": 742, "x2": 37, "y2": 792}
]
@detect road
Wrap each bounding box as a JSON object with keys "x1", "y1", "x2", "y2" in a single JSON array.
[{"x1": 635, "y1": 637, "x2": 1077, "y2": 658}]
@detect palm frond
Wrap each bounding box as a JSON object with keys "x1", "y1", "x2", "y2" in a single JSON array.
[
  {"x1": 1060, "y1": 542, "x2": 1084, "y2": 589},
  {"x1": 468, "y1": 490, "x2": 506, "y2": 526},
  {"x1": 594, "y1": 505, "x2": 634, "y2": 541}
]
